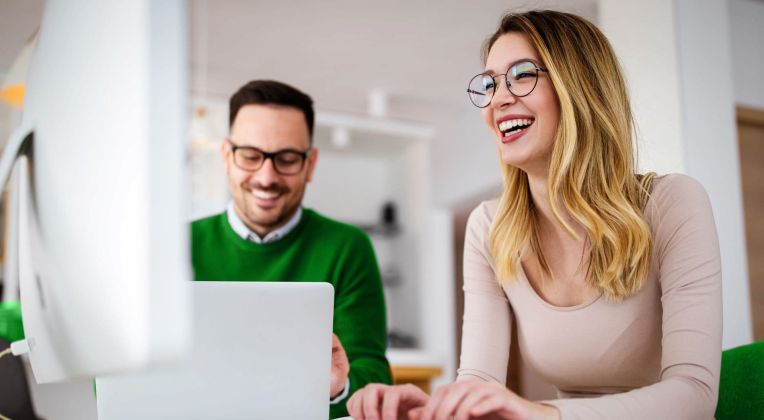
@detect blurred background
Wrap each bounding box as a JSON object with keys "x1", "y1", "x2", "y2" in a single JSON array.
[{"x1": 1, "y1": 0, "x2": 762, "y2": 418}]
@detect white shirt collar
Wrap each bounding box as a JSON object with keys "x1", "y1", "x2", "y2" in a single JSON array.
[{"x1": 226, "y1": 202, "x2": 303, "y2": 244}]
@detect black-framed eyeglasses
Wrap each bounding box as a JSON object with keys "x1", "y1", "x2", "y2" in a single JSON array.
[
  {"x1": 227, "y1": 139, "x2": 311, "y2": 175},
  {"x1": 467, "y1": 60, "x2": 548, "y2": 108}
]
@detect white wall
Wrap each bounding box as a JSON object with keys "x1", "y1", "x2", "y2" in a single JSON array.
[
  {"x1": 421, "y1": 208, "x2": 456, "y2": 388},
  {"x1": 599, "y1": 0, "x2": 753, "y2": 349},
  {"x1": 598, "y1": 0, "x2": 685, "y2": 175},
  {"x1": 416, "y1": 103, "x2": 503, "y2": 208},
  {"x1": 305, "y1": 147, "x2": 426, "y2": 340},
  {"x1": 303, "y1": 128, "x2": 436, "y2": 348},
  {"x1": 676, "y1": 0, "x2": 752, "y2": 349},
  {"x1": 730, "y1": 0, "x2": 764, "y2": 110},
  {"x1": 305, "y1": 153, "x2": 391, "y2": 223}
]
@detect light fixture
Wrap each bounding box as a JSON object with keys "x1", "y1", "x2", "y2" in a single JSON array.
[
  {"x1": 1, "y1": 32, "x2": 38, "y2": 109},
  {"x1": 368, "y1": 88, "x2": 388, "y2": 118},
  {"x1": 331, "y1": 126, "x2": 351, "y2": 149}
]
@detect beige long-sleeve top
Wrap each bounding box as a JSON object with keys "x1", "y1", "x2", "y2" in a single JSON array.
[{"x1": 457, "y1": 174, "x2": 722, "y2": 420}]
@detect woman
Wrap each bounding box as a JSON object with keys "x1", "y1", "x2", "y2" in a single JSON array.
[{"x1": 347, "y1": 10, "x2": 721, "y2": 420}]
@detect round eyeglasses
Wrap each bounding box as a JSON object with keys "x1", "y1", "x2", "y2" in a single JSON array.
[
  {"x1": 228, "y1": 139, "x2": 311, "y2": 175},
  {"x1": 467, "y1": 60, "x2": 548, "y2": 108}
]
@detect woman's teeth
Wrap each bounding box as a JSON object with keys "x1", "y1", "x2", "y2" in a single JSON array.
[{"x1": 499, "y1": 118, "x2": 533, "y2": 135}]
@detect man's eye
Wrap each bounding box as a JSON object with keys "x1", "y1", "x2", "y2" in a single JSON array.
[
  {"x1": 276, "y1": 155, "x2": 300, "y2": 165},
  {"x1": 238, "y1": 151, "x2": 262, "y2": 161}
]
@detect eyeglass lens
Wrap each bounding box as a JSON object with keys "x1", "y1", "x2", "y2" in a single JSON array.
[
  {"x1": 467, "y1": 61, "x2": 541, "y2": 108},
  {"x1": 233, "y1": 147, "x2": 307, "y2": 175}
]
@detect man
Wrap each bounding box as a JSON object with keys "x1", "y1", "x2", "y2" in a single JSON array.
[{"x1": 191, "y1": 80, "x2": 392, "y2": 418}]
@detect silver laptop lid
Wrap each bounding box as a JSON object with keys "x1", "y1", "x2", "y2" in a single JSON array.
[{"x1": 96, "y1": 281, "x2": 334, "y2": 420}]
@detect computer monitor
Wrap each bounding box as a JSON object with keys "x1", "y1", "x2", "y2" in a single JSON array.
[{"x1": 0, "y1": 0, "x2": 191, "y2": 383}]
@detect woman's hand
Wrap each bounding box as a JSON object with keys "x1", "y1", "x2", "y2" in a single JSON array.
[
  {"x1": 347, "y1": 383, "x2": 430, "y2": 420},
  {"x1": 412, "y1": 379, "x2": 560, "y2": 420}
]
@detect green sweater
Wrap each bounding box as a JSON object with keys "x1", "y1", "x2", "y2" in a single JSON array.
[{"x1": 191, "y1": 208, "x2": 392, "y2": 419}]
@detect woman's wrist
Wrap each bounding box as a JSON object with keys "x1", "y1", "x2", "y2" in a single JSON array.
[{"x1": 532, "y1": 401, "x2": 561, "y2": 420}]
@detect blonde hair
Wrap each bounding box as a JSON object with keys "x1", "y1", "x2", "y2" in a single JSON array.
[{"x1": 484, "y1": 10, "x2": 655, "y2": 301}]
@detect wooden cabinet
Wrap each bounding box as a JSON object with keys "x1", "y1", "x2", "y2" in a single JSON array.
[{"x1": 391, "y1": 365, "x2": 443, "y2": 394}]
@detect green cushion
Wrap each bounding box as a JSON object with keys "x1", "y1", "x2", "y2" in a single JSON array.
[{"x1": 716, "y1": 341, "x2": 764, "y2": 419}]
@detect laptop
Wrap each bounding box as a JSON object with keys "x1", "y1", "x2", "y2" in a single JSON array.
[{"x1": 96, "y1": 281, "x2": 334, "y2": 420}]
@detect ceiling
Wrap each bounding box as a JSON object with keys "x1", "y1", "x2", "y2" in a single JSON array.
[
  {"x1": 190, "y1": 0, "x2": 597, "y2": 115},
  {"x1": 0, "y1": 0, "x2": 597, "y2": 116}
]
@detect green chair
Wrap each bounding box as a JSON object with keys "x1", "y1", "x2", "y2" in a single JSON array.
[
  {"x1": 715, "y1": 341, "x2": 764, "y2": 420},
  {"x1": 0, "y1": 301, "x2": 25, "y2": 343}
]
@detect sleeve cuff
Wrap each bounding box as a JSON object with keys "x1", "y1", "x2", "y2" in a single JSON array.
[{"x1": 329, "y1": 378, "x2": 350, "y2": 404}]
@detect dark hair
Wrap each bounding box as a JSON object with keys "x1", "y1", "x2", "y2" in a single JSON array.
[{"x1": 229, "y1": 80, "x2": 315, "y2": 140}]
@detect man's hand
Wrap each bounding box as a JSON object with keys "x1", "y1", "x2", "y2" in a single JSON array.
[{"x1": 330, "y1": 333, "x2": 350, "y2": 399}]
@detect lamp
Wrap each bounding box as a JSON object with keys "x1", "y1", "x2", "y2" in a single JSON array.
[
  {"x1": 1, "y1": 32, "x2": 38, "y2": 109},
  {"x1": 331, "y1": 126, "x2": 351, "y2": 149}
]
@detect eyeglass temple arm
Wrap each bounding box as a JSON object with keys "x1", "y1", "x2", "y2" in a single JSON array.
[{"x1": 467, "y1": 89, "x2": 487, "y2": 96}]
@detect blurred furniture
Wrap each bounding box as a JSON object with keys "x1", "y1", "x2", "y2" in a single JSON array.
[
  {"x1": 391, "y1": 365, "x2": 442, "y2": 394},
  {"x1": 737, "y1": 105, "x2": 764, "y2": 341}
]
